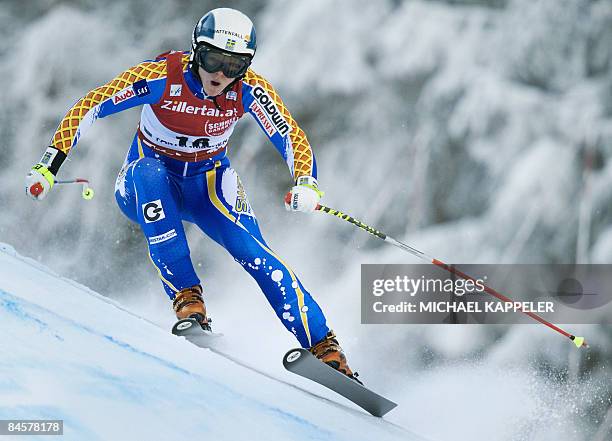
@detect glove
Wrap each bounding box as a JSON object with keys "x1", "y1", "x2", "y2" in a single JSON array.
[
  {"x1": 26, "y1": 146, "x2": 66, "y2": 201},
  {"x1": 25, "y1": 163, "x2": 55, "y2": 200},
  {"x1": 284, "y1": 176, "x2": 324, "y2": 213}
]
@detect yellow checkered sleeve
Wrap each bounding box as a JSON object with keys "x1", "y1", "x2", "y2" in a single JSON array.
[
  {"x1": 243, "y1": 69, "x2": 315, "y2": 180},
  {"x1": 50, "y1": 58, "x2": 172, "y2": 154}
]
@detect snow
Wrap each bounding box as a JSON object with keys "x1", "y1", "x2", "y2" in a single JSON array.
[
  {"x1": 0, "y1": 244, "x2": 425, "y2": 441},
  {"x1": 591, "y1": 227, "x2": 612, "y2": 263},
  {"x1": 1, "y1": 0, "x2": 611, "y2": 439}
]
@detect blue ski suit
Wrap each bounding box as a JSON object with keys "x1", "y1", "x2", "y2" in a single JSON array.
[{"x1": 47, "y1": 51, "x2": 329, "y2": 348}]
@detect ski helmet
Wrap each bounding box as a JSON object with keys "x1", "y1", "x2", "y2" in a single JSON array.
[{"x1": 190, "y1": 8, "x2": 257, "y2": 76}]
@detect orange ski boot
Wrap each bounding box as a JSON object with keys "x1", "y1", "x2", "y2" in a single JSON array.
[
  {"x1": 172, "y1": 285, "x2": 211, "y2": 331},
  {"x1": 309, "y1": 330, "x2": 362, "y2": 384}
]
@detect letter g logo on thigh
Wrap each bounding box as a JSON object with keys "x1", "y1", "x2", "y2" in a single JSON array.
[{"x1": 142, "y1": 199, "x2": 166, "y2": 223}]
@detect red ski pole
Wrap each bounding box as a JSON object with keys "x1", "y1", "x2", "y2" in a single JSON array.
[{"x1": 313, "y1": 202, "x2": 588, "y2": 349}]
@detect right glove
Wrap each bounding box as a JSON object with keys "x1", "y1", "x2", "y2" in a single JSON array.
[
  {"x1": 25, "y1": 146, "x2": 67, "y2": 201},
  {"x1": 25, "y1": 163, "x2": 55, "y2": 200}
]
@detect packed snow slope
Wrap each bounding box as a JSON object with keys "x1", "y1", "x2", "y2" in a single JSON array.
[{"x1": 0, "y1": 243, "x2": 426, "y2": 441}]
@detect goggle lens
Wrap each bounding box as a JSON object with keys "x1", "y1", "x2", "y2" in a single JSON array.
[{"x1": 196, "y1": 46, "x2": 251, "y2": 78}]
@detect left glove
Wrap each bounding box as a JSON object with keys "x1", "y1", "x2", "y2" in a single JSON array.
[{"x1": 284, "y1": 176, "x2": 324, "y2": 213}]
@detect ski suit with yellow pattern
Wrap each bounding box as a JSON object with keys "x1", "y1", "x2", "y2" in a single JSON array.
[{"x1": 48, "y1": 50, "x2": 327, "y2": 348}]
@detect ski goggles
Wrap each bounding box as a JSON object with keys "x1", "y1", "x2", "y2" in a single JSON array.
[{"x1": 195, "y1": 45, "x2": 252, "y2": 78}]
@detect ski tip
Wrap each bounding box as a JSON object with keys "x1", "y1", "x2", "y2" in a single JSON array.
[
  {"x1": 172, "y1": 317, "x2": 197, "y2": 335},
  {"x1": 283, "y1": 348, "x2": 307, "y2": 366}
]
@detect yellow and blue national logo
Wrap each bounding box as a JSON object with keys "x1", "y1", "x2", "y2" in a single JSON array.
[{"x1": 225, "y1": 39, "x2": 236, "y2": 50}]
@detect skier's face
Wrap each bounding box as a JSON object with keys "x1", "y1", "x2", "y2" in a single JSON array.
[{"x1": 198, "y1": 66, "x2": 234, "y2": 97}]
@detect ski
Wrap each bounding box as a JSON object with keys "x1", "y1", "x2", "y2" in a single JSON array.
[
  {"x1": 173, "y1": 323, "x2": 396, "y2": 417},
  {"x1": 283, "y1": 348, "x2": 397, "y2": 417}
]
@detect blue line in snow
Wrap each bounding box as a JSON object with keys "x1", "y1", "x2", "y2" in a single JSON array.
[
  {"x1": 0, "y1": 289, "x2": 192, "y2": 376},
  {"x1": 102, "y1": 334, "x2": 191, "y2": 375},
  {"x1": 0, "y1": 289, "x2": 330, "y2": 435}
]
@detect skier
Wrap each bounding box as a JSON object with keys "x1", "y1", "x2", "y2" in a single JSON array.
[{"x1": 25, "y1": 8, "x2": 358, "y2": 381}]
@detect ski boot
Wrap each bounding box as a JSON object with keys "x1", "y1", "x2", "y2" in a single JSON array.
[
  {"x1": 309, "y1": 330, "x2": 362, "y2": 384},
  {"x1": 172, "y1": 285, "x2": 211, "y2": 331}
]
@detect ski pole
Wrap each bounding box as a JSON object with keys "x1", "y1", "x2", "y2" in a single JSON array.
[
  {"x1": 314, "y1": 202, "x2": 588, "y2": 349},
  {"x1": 54, "y1": 178, "x2": 95, "y2": 200}
]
